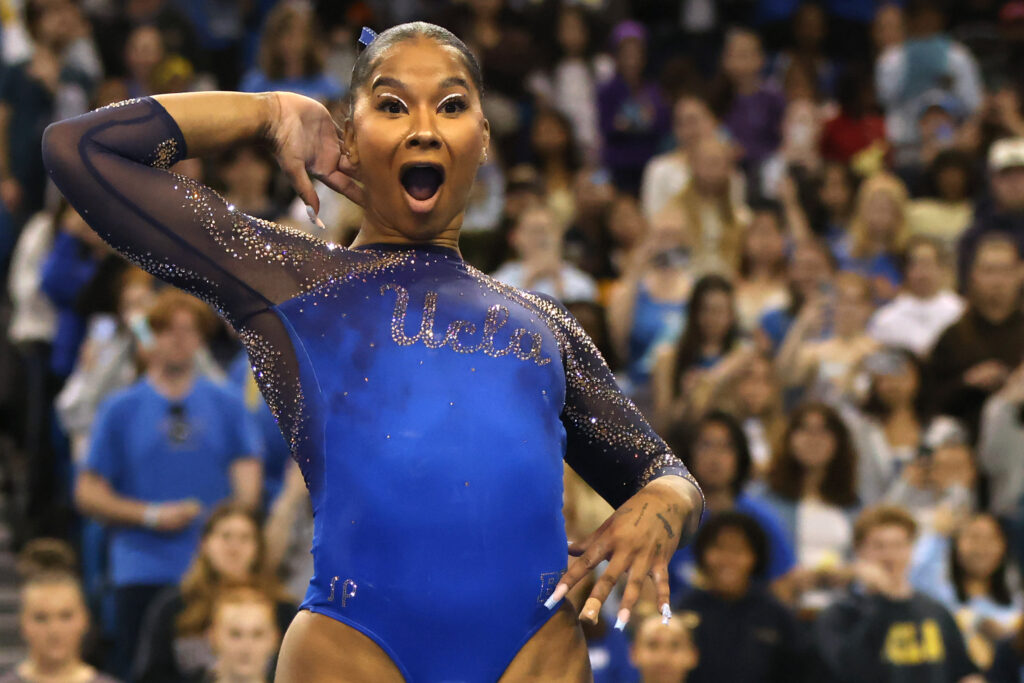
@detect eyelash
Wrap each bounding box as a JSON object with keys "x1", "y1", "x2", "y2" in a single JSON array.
[{"x1": 376, "y1": 96, "x2": 468, "y2": 115}]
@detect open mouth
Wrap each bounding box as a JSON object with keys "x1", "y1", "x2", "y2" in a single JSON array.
[{"x1": 400, "y1": 163, "x2": 445, "y2": 201}]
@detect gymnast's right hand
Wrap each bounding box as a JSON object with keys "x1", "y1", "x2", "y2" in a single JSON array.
[{"x1": 264, "y1": 91, "x2": 364, "y2": 213}]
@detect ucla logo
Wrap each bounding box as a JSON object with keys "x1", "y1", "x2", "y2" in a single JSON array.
[{"x1": 380, "y1": 283, "x2": 552, "y2": 366}]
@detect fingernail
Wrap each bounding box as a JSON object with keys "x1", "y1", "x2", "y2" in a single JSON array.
[
  {"x1": 614, "y1": 608, "x2": 630, "y2": 631},
  {"x1": 305, "y1": 203, "x2": 326, "y2": 230},
  {"x1": 543, "y1": 583, "x2": 567, "y2": 610},
  {"x1": 584, "y1": 608, "x2": 597, "y2": 623},
  {"x1": 661, "y1": 603, "x2": 672, "y2": 624}
]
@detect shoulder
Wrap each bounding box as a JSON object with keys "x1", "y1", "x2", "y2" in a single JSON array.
[
  {"x1": 97, "y1": 380, "x2": 149, "y2": 415},
  {"x1": 194, "y1": 376, "x2": 245, "y2": 407}
]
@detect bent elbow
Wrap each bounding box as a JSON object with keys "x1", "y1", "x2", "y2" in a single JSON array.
[{"x1": 41, "y1": 119, "x2": 81, "y2": 182}]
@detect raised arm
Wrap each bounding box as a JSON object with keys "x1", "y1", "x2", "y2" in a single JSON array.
[{"x1": 40, "y1": 93, "x2": 355, "y2": 326}]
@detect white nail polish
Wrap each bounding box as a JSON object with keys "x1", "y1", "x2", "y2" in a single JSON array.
[
  {"x1": 305, "y1": 204, "x2": 325, "y2": 229},
  {"x1": 543, "y1": 583, "x2": 567, "y2": 610},
  {"x1": 614, "y1": 608, "x2": 630, "y2": 631},
  {"x1": 661, "y1": 603, "x2": 672, "y2": 624}
]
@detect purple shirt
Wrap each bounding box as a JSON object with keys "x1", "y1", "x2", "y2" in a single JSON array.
[
  {"x1": 723, "y1": 85, "x2": 786, "y2": 167},
  {"x1": 597, "y1": 75, "x2": 671, "y2": 174}
]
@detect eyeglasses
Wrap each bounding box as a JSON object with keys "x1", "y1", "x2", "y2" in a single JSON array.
[{"x1": 167, "y1": 403, "x2": 191, "y2": 444}]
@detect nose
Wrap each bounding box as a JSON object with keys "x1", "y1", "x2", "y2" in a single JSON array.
[{"x1": 406, "y1": 129, "x2": 441, "y2": 151}]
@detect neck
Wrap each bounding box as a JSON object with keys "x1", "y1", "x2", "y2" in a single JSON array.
[
  {"x1": 350, "y1": 215, "x2": 463, "y2": 256},
  {"x1": 802, "y1": 466, "x2": 827, "y2": 498},
  {"x1": 910, "y1": 286, "x2": 939, "y2": 300},
  {"x1": 215, "y1": 670, "x2": 264, "y2": 683},
  {"x1": 974, "y1": 300, "x2": 1016, "y2": 324},
  {"x1": 21, "y1": 658, "x2": 86, "y2": 681},
  {"x1": 712, "y1": 581, "x2": 750, "y2": 602},
  {"x1": 963, "y1": 577, "x2": 990, "y2": 598},
  {"x1": 749, "y1": 263, "x2": 778, "y2": 281},
  {"x1": 734, "y1": 75, "x2": 759, "y2": 95},
  {"x1": 148, "y1": 363, "x2": 195, "y2": 399}
]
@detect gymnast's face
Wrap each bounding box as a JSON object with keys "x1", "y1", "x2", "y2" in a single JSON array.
[{"x1": 345, "y1": 37, "x2": 490, "y2": 241}]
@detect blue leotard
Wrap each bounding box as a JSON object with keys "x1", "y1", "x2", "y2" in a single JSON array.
[{"x1": 42, "y1": 96, "x2": 702, "y2": 682}]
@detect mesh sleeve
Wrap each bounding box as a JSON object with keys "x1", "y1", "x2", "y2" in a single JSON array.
[{"x1": 40, "y1": 96, "x2": 341, "y2": 326}]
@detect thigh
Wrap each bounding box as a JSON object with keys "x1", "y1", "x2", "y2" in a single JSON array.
[
  {"x1": 275, "y1": 609, "x2": 405, "y2": 683},
  {"x1": 498, "y1": 601, "x2": 592, "y2": 683}
]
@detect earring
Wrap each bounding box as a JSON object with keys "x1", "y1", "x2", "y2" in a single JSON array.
[{"x1": 480, "y1": 150, "x2": 488, "y2": 164}]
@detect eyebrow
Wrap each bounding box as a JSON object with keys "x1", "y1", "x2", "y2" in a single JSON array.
[{"x1": 371, "y1": 76, "x2": 471, "y2": 92}]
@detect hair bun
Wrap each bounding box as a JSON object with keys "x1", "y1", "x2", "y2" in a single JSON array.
[{"x1": 16, "y1": 537, "x2": 79, "y2": 580}]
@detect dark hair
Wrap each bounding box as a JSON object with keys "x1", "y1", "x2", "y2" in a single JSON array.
[
  {"x1": 768, "y1": 402, "x2": 858, "y2": 507},
  {"x1": 259, "y1": 3, "x2": 324, "y2": 81},
  {"x1": 671, "y1": 274, "x2": 739, "y2": 396},
  {"x1": 687, "y1": 410, "x2": 752, "y2": 496},
  {"x1": 899, "y1": 234, "x2": 948, "y2": 276},
  {"x1": 693, "y1": 511, "x2": 770, "y2": 582},
  {"x1": 347, "y1": 22, "x2": 484, "y2": 118},
  {"x1": 950, "y1": 514, "x2": 1013, "y2": 607},
  {"x1": 926, "y1": 149, "x2": 977, "y2": 201},
  {"x1": 530, "y1": 106, "x2": 583, "y2": 174},
  {"x1": 861, "y1": 346, "x2": 930, "y2": 421}
]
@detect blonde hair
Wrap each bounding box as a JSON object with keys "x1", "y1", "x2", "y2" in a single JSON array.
[{"x1": 849, "y1": 172, "x2": 909, "y2": 259}]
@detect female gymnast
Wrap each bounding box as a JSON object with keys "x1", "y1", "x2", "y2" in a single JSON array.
[{"x1": 41, "y1": 22, "x2": 703, "y2": 683}]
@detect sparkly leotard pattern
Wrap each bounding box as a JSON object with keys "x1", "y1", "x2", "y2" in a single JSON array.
[{"x1": 42, "y1": 97, "x2": 702, "y2": 682}]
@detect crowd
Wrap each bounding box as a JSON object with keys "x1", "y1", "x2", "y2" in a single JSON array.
[{"x1": 2, "y1": 0, "x2": 1024, "y2": 681}]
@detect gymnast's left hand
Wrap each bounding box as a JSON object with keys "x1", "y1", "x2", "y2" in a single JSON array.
[{"x1": 547, "y1": 475, "x2": 700, "y2": 628}]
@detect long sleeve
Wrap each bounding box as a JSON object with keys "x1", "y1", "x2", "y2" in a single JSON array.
[
  {"x1": 41, "y1": 96, "x2": 342, "y2": 327},
  {"x1": 535, "y1": 292, "x2": 704, "y2": 521}
]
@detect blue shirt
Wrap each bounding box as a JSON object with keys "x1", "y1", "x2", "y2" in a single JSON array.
[
  {"x1": 589, "y1": 623, "x2": 638, "y2": 683},
  {"x1": 669, "y1": 493, "x2": 796, "y2": 596},
  {"x1": 84, "y1": 376, "x2": 262, "y2": 586}
]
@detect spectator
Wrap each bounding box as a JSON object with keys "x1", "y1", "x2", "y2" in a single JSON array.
[
  {"x1": 734, "y1": 201, "x2": 789, "y2": 334},
  {"x1": 930, "y1": 234, "x2": 1024, "y2": 442},
  {"x1": 702, "y1": 353, "x2": 786, "y2": 473},
  {"x1": 658, "y1": 138, "x2": 750, "y2": 276},
  {"x1": 628, "y1": 610, "x2": 698, "y2": 683},
  {"x1": 756, "y1": 238, "x2": 835, "y2": 354},
  {"x1": 652, "y1": 274, "x2": 747, "y2": 428},
  {"x1": 0, "y1": 0, "x2": 96, "y2": 242},
  {"x1": 957, "y1": 137, "x2": 1024, "y2": 284},
  {"x1": 867, "y1": 236, "x2": 965, "y2": 357},
  {"x1": 894, "y1": 93, "x2": 970, "y2": 190},
  {"x1": 73, "y1": 289, "x2": 263, "y2": 678},
  {"x1": 134, "y1": 502, "x2": 295, "y2": 683},
  {"x1": 212, "y1": 143, "x2": 283, "y2": 221},
  {"x1": 491, "y1": 204, "x2": 597, "y2": 303},
  {"x1": 606, "y1": 206, "x2": 691, "y2": 393},
  {"x1": 596, "y1": 20, "x2": 671, "y2": 193},
  {"x1": 263, "y1": 461, "x2": 314, "y2": 603},
  {"x1": 121, "y1": 24, "x2": 166, "y2": 98},
  {"x1": 2, "y1": 539, "x2": 117, "y2": 683},
  {"x1": 528, "y1": 106, "x2": 582, "y2": 230},
  {"x1": 639, "y1": 96, "x2": 729, "y2": 220},
  {"x1": 875, "y1": 1, "x2": 983, "y2": 166},
  {"x1": 239, "y1": 3, "x2": 343, "y2": 102},
  {"x1": 777, "y1": 271, "x2": 878, "y2": 406},
  {"x1": 677, "y1": 512, "x2": 806, "y2": 683},
  {"x1": 204, "y1": 586, "x2": 281, "y2": 683},
  {"x1": 813, "y1": 505, "x2": 981, "y2": 683},
  {"x1": 666, "y1": 412, "x2": 796, "y2": 597},
  {"x1": 978, "y1": 363, "x2": 1024, "y2": 560},
  {"x1": 886, "y1": 439, "x2": 977, "y2": 535},
  {"x1": 834, "y1": 172, "x2": 910, "y2": 302},
  {"x1": 988, "y1": 618, "x2": 1024, "y2": 683},
  {"x1": 845, "y1": 347, "x2": 934, "y2": 504},
  {"x1": 906, "y1": 150, "x2": 976, "y2": 255},
  {"x1": 812, "y1": 161, "x2": 859, "y2": 252},
  {"x1": 760, "y1": 403, "x2": 859, "y2": 610},
  {"x1": 768, "y1": 3, "x2": 838, "y2": 101},
  {"x1": 567, "y1": 566, "x2": 638, "y2": 683},
  {"x1": 759, "y1": 98, "x2": 825, "y2": 203},
  {"x1": 712, "y1": 28, "x2": 786, "y2": 172},
  {"x1": 526, "y1": 6, "x2": 612, "y2": 167},
  {"x1": 911, "y1": 513, "x2": 1020, "y2": 670},
  {"x1": 822, "y1": 68, "x2": 887, "y2": 166}
]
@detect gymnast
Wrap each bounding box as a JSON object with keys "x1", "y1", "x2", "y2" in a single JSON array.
[{"x1": 41, "y1": 21, "x2": 703, "y2": 683}]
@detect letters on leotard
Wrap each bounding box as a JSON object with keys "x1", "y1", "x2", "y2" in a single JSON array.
[{"x1": 381, "y1": 283, "x2": 552, "y2": 366}]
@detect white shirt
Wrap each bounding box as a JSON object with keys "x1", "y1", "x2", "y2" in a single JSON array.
[
  {"x1": 491, "y1": 261, "x2": 598, "y2": 303},
  {"x1": 867, "y1": 291, "x2": 965, "y2": 356},
  {"x1": 7, "y1": 210, "x2": 57, "y2": 344}
]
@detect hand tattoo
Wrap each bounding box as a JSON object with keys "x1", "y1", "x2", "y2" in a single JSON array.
[
  {"x1": 633, "y1": 502, "x2": 649, "y2": 527},
  {"x1": 656, "y1": 512, "x2": 675, "y2": 539}
]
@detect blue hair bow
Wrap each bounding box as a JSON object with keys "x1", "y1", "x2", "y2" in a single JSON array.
[{"x1": 358, "y1": 26, "x2": 378, "y2": 47}]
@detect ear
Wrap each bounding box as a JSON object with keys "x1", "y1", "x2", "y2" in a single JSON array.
[
  {"x1": 480, "y1": 117, "x2": 491, "y2": 165},
  {"x1": 343, "y1": 117, "x2": 360, "y2": 167}
]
